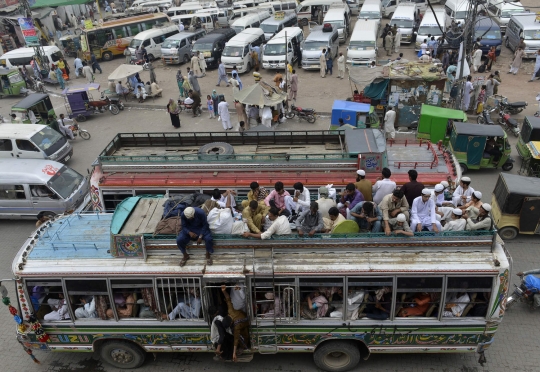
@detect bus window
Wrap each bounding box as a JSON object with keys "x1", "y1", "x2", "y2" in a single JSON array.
[
  {"x1": 157, "y1": 277, "x2": 203, "y2": 321},
  {"x1": 443, "y1": 277, "x2": 493, "y2": 318},
  {"x1": 252, "y1": 278, "x2": 296, "y2": 320},
  {"x1": 26, "y1": 280, "x2": 64, "y2": 320},
  {"x1": 65, "y1": 279, "x2": 111, "y2": 320},
  {"x1": 346, "y1": 277, "x2": 393, "y2": 320},
  {"x1": 110, "y1": 279, "x2": 156, "y2": 319},
  {"x1": 300, "y1": 278, "x2": 344, "y2": 320},
  {"x1": 111, "y1": 26, "x2": 126, "y2": 39},
  {"x1": 127, "y1": 24, "x2": 141, "y2": 36},
  {"x1": 395, "y1": 277, "x2": 442, "y2": 318}
]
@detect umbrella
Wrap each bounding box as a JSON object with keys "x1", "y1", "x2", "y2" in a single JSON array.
[
  {"x1": 107, "y1": 64, "x2": 143, "y2": 81},
  {"x1": 233, "y1": 81, "x2": 287, "y2": 107}
]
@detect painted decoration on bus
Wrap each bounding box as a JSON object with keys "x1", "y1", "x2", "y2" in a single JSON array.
[
  {"x1": 103, "y1": 38, "x2": 131, "y2": 54},
  {"x1": 89, "y1": 166, "x2": 104, "y2": 211},
  {"x1": 491, "y1": 269, "x2": 509, "y2": 318},
  {"x1": 41, "y1": 165, "x2": 59, "y2": 176},
  {"x1": 112, "y1": 235, "x2": 145, "y2": 258}
]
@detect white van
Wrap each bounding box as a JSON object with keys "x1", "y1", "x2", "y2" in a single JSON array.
[
  {"x1": 260, "y1": 11, "x2": 298, "y2": 40},
  {"x1": 415, "y1": 8, "x2": 447, "y2": 50},
  {"x1": 296, "y1": 0, "x2": 351, "y2": 27},
  {"x1": 301, "y1": 25, "x2": 339, "y2": 69},
  {"x1": 259, "y1": 0, "x2": 298, "y2": 12},
  {"x1": 0, "y1": 46, "x2": 63, "y2": 70},
  {"x1": 390, "y1": 3, "x2": 417, "y2": 43},
  {"x1": 262, "y1": 26, "x2": 304, "y2": 69},
  {"x1": 128, "y1": 24, "x2": 179, "y2": 60},
  {"x1": 485, "y1": 0, "x2": 526, "y2": 33},
  {"x1": 222, "y1": 28, "x2": 266, "y2": 73},
  {"x1": 0, "y1": 124, "x2": 73, "y2": 163},
  {"x1": 128, "y1": 0, "x2": 173, "y2": 12},
  {"x1": 359, "y1": 0, "x2": 382, "y2": 24},
  {"x1": 444, "y1": 0, "x2": 470, "y2": 26},
  {"x1": 171, "y1": 14, "x2": 196, "y2": 29},
  {"x1": 161, "y1": 29, "x2": 207, "y2": 64},
  {"x1": 196, "y1": 7, "x2": 231, "y2": 27},
  {"x1": 231, "y1": 11, "x2": 271, "y2": 34},
  {"x1": 0, "y1": 158, "x2": 88, "y2": 219},
  {"x1": 346, "y1": 18, "x2": 378, "y2": 65},
  {"x1": 323, "y1": 4, "x2": 351, "y2": 42},
  {"x1": 382, "y1": 0, "x2": 426, "y2": 19},
  {"x1": 505, "y1": 13, "x2": 540, "y2": 59}
]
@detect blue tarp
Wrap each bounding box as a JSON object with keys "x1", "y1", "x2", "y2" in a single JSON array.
[{"x1": 331, "y1": 100, "x2": 371, "y2": 125}]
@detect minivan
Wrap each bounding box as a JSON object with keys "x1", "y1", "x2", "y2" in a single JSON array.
[
  {"x1": 296, "y1": 0, "x2": 351, "y2": 27},
  {"x1": 260, "y1": 11, "x2": 298, "y2": 40},
  {"x1": 0, "y1": 46, "x2": 64, "y2": 70},
  {"x1": 192, "y1": 28, "x2": 237, "y2": 68},
  {"x1": 231, "y1": 11, "x2": 271, "y2": 34},
  {"x1": 415, "y1": 8, "x2": 447, "y2": 51},
  {"x1": 390, "y1": 3, "x2": 417, "y2": 44},
  {"x1": 0, "y1": 124, "x2": 73, "y2": 163},
  {"x1": 196, "y1": 7, "x2": 231, "y2": 27},
  {"x1": 505, "y1": 13, "x2": 540, "y2": 59},
  {"x1": 259, "y1": 0, "x2": 298, "y2": 12},
  {"x1": 475, "y1": 16, "x2": 502, "y2": 56},
  {"x1": 323, "y1": 4, "x2": 351, "y2": 42},
  {"x1": 382, "y1": 0, "x2": 426, "y2": 19},
  {"x1": 301, "y1": 25, "x2": 339, "y2": 70},
  {"x1": 359, "y1": 0, "x2": 382, "y2": 26},
  {"x1": 128, "y1": 25, "x2": 179, "y2": 60},
  {"x1": 0, "y1": 158, "x2": 88, "y2": 219},
  {"x1": 484, "y1": 0, "x2": 526, "y2": 34},
  {"x1": 222, "y1": 28, "x2": 266, "y2": 73},
  {"x1": 346, "y1": 19, "x2": 378, "y2": 65},
  {"x1": 161, "y1": 30, "x2": 207, "y2": 65},
  {"x1": 262, "y1": 27, "x2": 304, "y2": 69},
  {"x1": 444, "y1": 0, "x2": 471, "y2": 26}
]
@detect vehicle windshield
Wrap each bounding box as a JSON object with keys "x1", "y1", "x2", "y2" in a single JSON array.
[
  {"x1": 222, "y1": 45, "x2": 243, "y2": 56},
  {"x1": 31, "y1": 127, "x2": 64, "y2": 156},
  {"x1": 162, "y1": 39, "x2": 180, "y2": 48},
  {"x1": 348, "y1": 40, "x2": 376, "y2": 49},
  {"x1": 524, "y1": 29, "x2": 540, "y2": 40},
  {"x1": 264, "y1": 43, "x2": 286, "y2": 55},
  {"x1": 303, "y1": 41, "x2": 328, "y2": 51},
  {"x1": 261, "y1": 23, "x2": 278, "y2": 33},
  {"x1": 129, "y1": 39, "x2": 143, "y2": 48},
  {"x1": 392, "y1": 19, "x2": 413, "y2": 28},
  {"x1": 418, "y1": 26, "x2": 443, "y2": 36},
  {"x1": 359, "y1": 11, "x2": 380, "y2": 19},
  {"x1": 455, "y1": 11, "x2": 468, "y2": 19},
  {"x1": 192, "y1": 42, "x2": 213, "y2": 51},
  {"x1": 47, "y1": 166, "x2": 84, "y2": 199},
  {"x1": 325, "y1": 21, "x2": 343, "y2": 29},
  {"x1": 475, "y1": 29, "x2": 501, "y2": 40},
  {"x1": 50, "y1": 51, "x2": 63, "y2": 62},
  {"x1": 501, "y1": 8, "x2": 525, "y2": 18},
  {"x1": 232, "y1": 26, "x2": 245, "y2": 34}
]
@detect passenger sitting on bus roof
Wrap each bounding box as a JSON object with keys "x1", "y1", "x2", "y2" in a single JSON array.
[
  {"x1": 464, "y1": 203, "x2": 492, "y2": 231},
  {"x1": 243, "y1": 206, "x2": 291, "y2": 239},
  {"x1": 242, "y1": 200, "x2": 266, "y2": 234},
  {"x1": 443, "y1": 282, "x2": 470, "y2": 317},
  {"x1": 165, "y1": 288, "x2": 201, "y2": 320},
  {"x1": 44, "y1": 288, "x2": 71, "y2": 321},
  {"x1": 285, "y1": 182, "x2": 311, "y2": 215},
  {"x1": 452, "y1": 177, "x2": 475, "y2": 207},
  {"x1": 355, "y1": 170, "x2": 373, "y2": 202},
  {"x1": 442, "y1": 209, "x2": 466, "y2": 232},
  {"x1": 460, "y1": 190, "x2": 482, "y2": 211},
  {"x1": 241, "y1": 181, "x2": 269, "y2": 210},
  {"x1": 316, "y1": 187, "x2": 336, "y2": 219},
  {"x1": 398, "y1": 292, "x2": 439, "y2": 317},
  {"x1": 431, "y1": 183, "x2": 453, "y2": 208},
  {"x1": 372, "y1": 168, "x2": 396, "y2": 206},
  {"x1": 106, "y1": 292, "x2": 135, "y2": 319},
  {"x1": 411, "y1": 189, "x2": 442, "y2": 232},
  {"x1": 177, "y1": 207, "x2": 213, "y2": 267},
  {"x1": 358, "y1": 288, "x2": 392, "y2": 320},
  {"x1": 302, "y1": 290, "x2": 328, "y2": 319},
  {"x1": 323, "y1": 206, "x2": 346, "y2": 233},
  {"x1": 349, "y1": 201, "x2": 382, "y2": 233},
  {"x1": 261, "y1": 292, "x2": 282, "y2": 318},
  {"x1": 381, "y1": 189, "x2": 410, "y2": 235},
  {"x1": 264, "y1": 181, "x2": 291, "y2": 217},
  {"x1": 297, "y1": 202, "x2": 324, "y2": 237},
  {"x1": 401, "y1": 170, "x2": 425, "y2": 207},
  {"x1": 211, "y1": 188, "x2": 237, "y2": 209},
  {"x1": 387, "y1": 213, "x2": 414, "y2": 237},
  {"x1": 75, "y1": 296, "x2": 98, "y2": 319},
  {"x1": 221, "y1": 285, "x2": 250, "y2": 362},
  {"x1": 337, "y1": 183, "x2": 364, "y2": 219}
]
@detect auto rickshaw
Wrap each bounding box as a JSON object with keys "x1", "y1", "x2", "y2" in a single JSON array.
[
  {"x1": 517, "y1": 141, "x2": 540, "y2": 177},
  {"x1": 0, "y1": 68, "x2": 28, "y2": 98},
  {"x1": 448, "y1": 122, "x2": 514, "y2": 173},
  {"x1": 415, "y1": 104, "x2": 468, "y2": 144},
  {"x1": 516, "y1": 115, "x2": 540, "y2": 160},
  {"x1": 491, "y1": 172, "x2": 540, "y2": 240},
  {"x1": 63, "y1": 83, "x2": 103, "y2": 121},
  {"x1": 330, "y1": 100, "x2": 380, "y2": 130},
  {"x1": 59, "y1": 35, "x2": 82, "y2": 58},
  {"x1": 11, "y1": 93, "x2": 56, "y2": 125}
]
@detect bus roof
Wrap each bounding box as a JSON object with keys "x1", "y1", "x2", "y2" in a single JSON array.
[{"x1": 83, "y1": 13, "x2": 169, "y2": 30}]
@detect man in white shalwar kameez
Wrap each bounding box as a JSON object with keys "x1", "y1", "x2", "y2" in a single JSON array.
[
  {"x1": 393, "y1": 30, "x2": 401, "y2": 53},
  {"x1": 452, "y1": 176, "x2": 475, "y2": 207},
  {"x1": 411, "y1": 189, "x2": 442, "y2": 232},
  {"x1": 442, "y1": 208, "x2": 466, "y2": 231},
  {"x1": 431, "y1": 183, "x2": 454, "y2": 222},
  {"x1": 218, "y1": 100, "x2": 232, "y2": 130}
]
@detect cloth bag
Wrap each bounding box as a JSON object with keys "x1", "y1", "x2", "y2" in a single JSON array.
[{"x1": 207, "y1": 208, "x2": 234, "y2": 234}]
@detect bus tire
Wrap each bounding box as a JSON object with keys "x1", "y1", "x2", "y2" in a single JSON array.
[
  {"x1": 198, "y1": 142, "x2": 235, "y2": 160},
  {"x1": 300, "y1": 18, "x2": 308, "y2": 27},
  {"x1": 183, "y1": 54, "x2": 190, "y2": 64},
  {"x1": 314, "y1": 341, "x2": 361, "y2": 372},
  {"x1": 99, "y1": 340, "x2": 146, "y2": 369},
  {"x1": 498, "y1": 226, "x2": 518, "y2": 240},
  {"x1": 459, "y1": 163, "x2": 468, "y2": 174},
  {"x1": 102, "y1": 51, "x2": 113, "y2": 61}
]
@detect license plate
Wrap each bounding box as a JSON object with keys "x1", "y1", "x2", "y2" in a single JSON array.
[
  {"x1": 270, "y1": 64, "x2": 276, "y2": 68},
  {"x1": 64, "y1": 155, "x2": 71, "y2": 162}
]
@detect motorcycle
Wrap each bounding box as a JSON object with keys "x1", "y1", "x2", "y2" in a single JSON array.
[
  {"x1": 285, "y1": 104, "x2": 317, "y2": 123},
  {"x1": 130, "y1": 57, "x2": 150, "y2": 70},
  {"x1": 67, "y1": 123, "x2": 91, "y2": 140},
  {"x1": 506, "y1": 272, "x2": 540, "y2": 310},
  {"x1": 26, "y1": 76, "x2": 45, "y2": 93},
  {"x1": 100, "y1": 92, "x2": 124, "y2": 111},
  {"x1": 178, "y1": 98, "x2": 201, "y2": 116},
  {"x1": 85, "y1": 96, "x2": 120, "y2": 116},
  {"x1": 498, "y1": 111, "x2": 520, "y2": 137},
  {"x1": 476, "y1": 108, "x2": 495, "y2": 125},
  {"x1": 499, "y1": 99, "x2": 527, "y2": 115}
]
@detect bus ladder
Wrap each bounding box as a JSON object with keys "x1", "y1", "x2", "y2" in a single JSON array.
[{"x1": 252, "y1": 247, "x2": 278, "y2": 354}]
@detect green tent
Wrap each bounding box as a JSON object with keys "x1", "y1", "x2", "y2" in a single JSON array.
[
  {"x1": 416, "y1": 104, "x2": 468, "y2": 144},
  {"x1": 30, "y1": 0, "x2": 92, "y2": 9}
]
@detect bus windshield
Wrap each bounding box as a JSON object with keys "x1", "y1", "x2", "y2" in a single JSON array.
[
  {"x1": 392, "y1": 19, "x2": 413, "y2": 28},
  {"x1": 232, "y1": 26, "x2": 245, "y2": 34},
  {"x1": 501, "y1": 8, "x2": 525, "y2": 18},
  {"x1": 264, "y1": 43, "x2": 286, "y2": 55},
  {"x1": 192, "y1": 42, "x2": 214, "y2": 51},
  {"x1": 418, "y1": 26, "x2": 443, "y2": 36},
  {"x1": 47, "y1": 166, "x2": 84, "y2": 199},
  {"x1": 222, "y1": 45, "x2": 243, "y2": 56},
  {"x1": 475, "y1": 29, "x2": 501, "y2": 40},
  {"x1": 524, "y1": 29, "x2": 540, "y2": 40},
  {"x1": 261, "y1": 23, "x2": 278, "y2": 33},
  {"x1": 348, "y1": 40, "x2": 376, "y2": 49},
  {"x1": 303, "y1": 41, "x2": 327, "y2": 51},
  {"x1": 31, "y1": 127, "x2": 65, "y2": 156},
  {"x1": 129, "y1": 39, "x2": 143, "y2": 48},
  {"x1": 162, "y1": 39, "x2": 180, "y2": 49},
  {"x1": 455, "y1": 11, "x2": 468, "y2": 19},
  {"x1": 359, "y1": 11, "x2": 380, "y2": 19}
]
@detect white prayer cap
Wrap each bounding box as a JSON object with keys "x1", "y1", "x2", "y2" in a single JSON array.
[
  {"x1": 461, "y1": 176, "x2": 471, "y2": 182},
  {"x1": 434, "y1": 184, "x2": 444, "y2": 192},
  {"x1": 397, "y1": 213, "x2": 407, "y2": 222},
  {"x1": 421, "y1": 189, "x2": 431, "y2": 196},
  {"x1": 473, "y1": 191, "x2": 482, "y2": 199},
  {"x1": 481, "y1": 203, "x2": 492, "y2": 212},
  {"x1": 452, "y1": 208, "x2": 463, "y2": 216},
  {"x1": 357, "y1": 169, "x2": 366, "y2": 176},
  {"x1": 441, "y1": 181, "x2": 450, "y2": 188},
  {"x1": 265, "y1": 292, "x2": 274, "y2": 300},
  {"x1": 184, "y1": 207, "x2": 195, "y2": 218}
]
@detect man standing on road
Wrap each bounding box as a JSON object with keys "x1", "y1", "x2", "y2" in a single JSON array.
[
  {"x1": 218, "y1": 98, "x2": 232, "y2": 130},
  {"x1": 189, "y1": 90, "x2": 201, "y2": 117},
  {"x1": 188, "y1": 68, "x2": 201, "y2": 96},
  {"x1": 462, "y1": 75, "x2": 473, "y2": 111},
  {"x1": 472, "y1": 47, "x2": 482, "y2": 73},
  {"x1": 216, "y1": 60, "x2": 229, "y2": 87},
  {"x1": 384, "y1": 106, "x2": 396, "y2": 140},
  {"x1": 337, "y1": 52, "x2": 345, "y2": 79},
  {"x1": 385, "y1": 32, "x2": 393, "y2": 56},
  {"x1": 191, "y1": 52, "x2": 202, "y2": 76},
  {"x1": 289, "y1": 69, "x2": 298, "y2": 101},
  {"x1": 529, "y1": 49, "x2": 540, "y2": 82},
  {"x1": 319, "y1": 49, "x2": 327, "y2": 78}
]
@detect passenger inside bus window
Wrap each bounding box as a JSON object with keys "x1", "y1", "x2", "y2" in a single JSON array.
[
  {"x1": 43, "y1": 286, "x2": 71, "y2": 321},
  {"x1": 396, "y1": 277, "x2": 442, "y2": 318},
  {"x1": 444, "y1": 277, "x2": 492, "y2": 318},
  {"x1": 163, "y1": 287, "x2": 201, "y2": 320},
  {"x1": 74, "y1": 296, "x2": 98, "y2": 318},
  {"x1": 347, "y1": 277, "x2": 393, "y2": 320},
  {"x1": 65, "y1": 279, "x2": 112, "y2": 320},
  {"x1": 358, "y1": 287, "x2": 392, "y2": 320},
  {"x1": 301, "y1": 287, "x2": 343, "y2": 319},
  {"x1": 443, "y1": 282, "x2": 470, "y2": 317},
  {"x1": 26, "y1": 282, "x2": 63, "y2": 319},
  {"x1": 107, "y1": 292, "x2": 135, "y2": 319}
]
